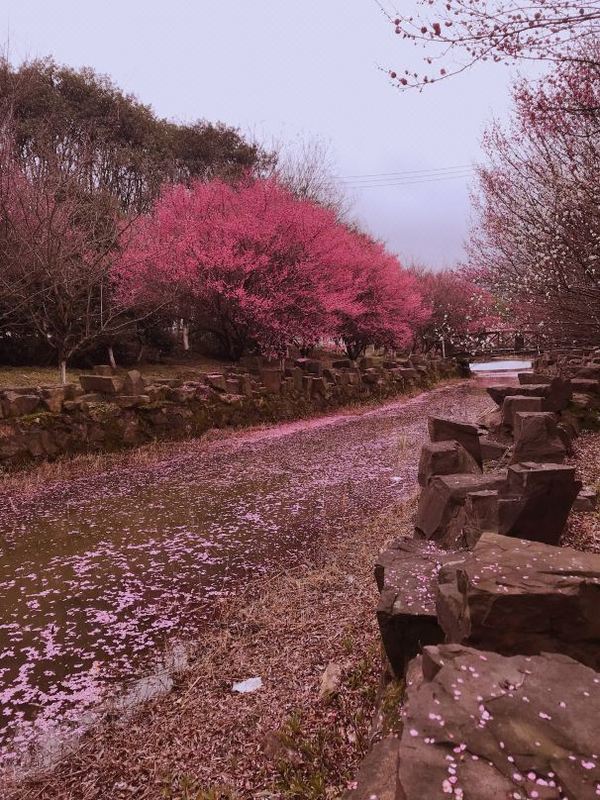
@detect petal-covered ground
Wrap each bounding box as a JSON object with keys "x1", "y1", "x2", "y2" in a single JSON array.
[{"x1": 0, "y1": 378, "x2": 496, "y2": 769}]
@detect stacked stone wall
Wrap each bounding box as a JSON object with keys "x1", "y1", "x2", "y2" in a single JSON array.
[{"x1": 0, "y1": 354, "x2": 461, "y2": 469}]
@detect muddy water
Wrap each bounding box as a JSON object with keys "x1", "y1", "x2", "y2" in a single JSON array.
[{"x1": 0, "y1": 379, "x2": 496, "y2": 769}]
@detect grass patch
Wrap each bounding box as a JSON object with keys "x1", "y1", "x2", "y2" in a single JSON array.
[{"x1": 0, "y1": 357, "x2": 235, "y2": 391}]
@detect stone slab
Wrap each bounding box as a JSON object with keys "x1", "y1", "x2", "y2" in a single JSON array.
[
  {"x1": 500, "y1": 394, "x2": 543, "y2": 429},
  {"x1": 415, "y1": 471, "x2": 507, "y2": 547},
  {"x1": 488, "y1": 378, "x2": 572, "y2": 412},
  {"x1": 375, "y1": 538, "x2": 463, "y2": 676},
  {"x1": 501, "y1": 462, "x2": 581, "y2": 544},
  {"x1": 79, "y1": 375, "x2": 125, "y2": 395},
  {"x1": 428, "y1": 416, "x2": 483, "y2": 467},
  {"x1": 396, "y1": 643, "x2": 600, "y2": 800},
  {"x1": 417, "y1": 440, "x2": 481, "y2": 487},
  {"x1": 437, "y1": 532, "x2": 600, "y2": 668},
  {"x1": 512, "y1": 411, "x2": 566, "y2": 464}
]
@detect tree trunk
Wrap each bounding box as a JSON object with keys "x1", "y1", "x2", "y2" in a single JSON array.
[
  {"x1": 182, "y1": 323, "x2": 190, "y2": 352},
  {"x1": 108, "y1": 346, "x2": 117, "y2": 369},
  {"x1": 59, "y1": 358, "x2": 67, "y2": 385}
]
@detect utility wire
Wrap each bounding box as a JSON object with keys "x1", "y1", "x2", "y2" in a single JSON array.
[
  {"x1": 336, "y1": 163, "x2": 475, "y2": 181},
  {"x1": 343, "y1": 171, "x2": 475, "y2": 189}
]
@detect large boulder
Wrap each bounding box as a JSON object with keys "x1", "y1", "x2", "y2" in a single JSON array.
[
  {"x1": 511, "y1": 411, "x2": 567, "y2": 464},
  {"x1": 375, "y1": 538, "x2": 463, "y2": 676},
  {"x1": 428, "y1": 416, "x2": 482, "y2": 467},
  {"x1": 415, "y1": 471, "x2": 507, "y2": 547},
  {"x1": 79, "y1": 374, "x2": 124, "y2": 395},
  {"x1": 487, "y1": 377, "x2": 571, "y2": 411},
  {"x1": 518, "y1": 371, "x2": 552, "y2": 384},
  {"x1": 395, "y1": 644, "x2": 600, "y2": 800},
  {"x1": 499, "y1": 462, "x2": 581, "y2": 544},
  {"x1": 437, "y1": 532, "x2": 600, "y2": 668},
  {"x1": 417, "y1": 440, "x2": 481, "y2": 487},
  {"x1": 500, "y1": 394, "x2": 543, "y2": 429},
  {"x1": 1, "y1": 391, "x2": 41, "y2": 417}
]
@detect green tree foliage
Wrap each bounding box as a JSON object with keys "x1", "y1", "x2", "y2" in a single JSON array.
[{"x1": 0, "y1": 58, "x2": 272, "y2": 212}]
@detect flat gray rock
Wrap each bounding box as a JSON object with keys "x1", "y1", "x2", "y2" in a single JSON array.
[
  {"x1": 436, "y1": 532, "x2": 600, "y2": 669},
  {"x1": 396, "y1": 644, "x2": 600, "y2": 800},
  {"x1": 375, "y1": 538, "x2": 463, "y2": 676},
  {"x1": 428, "y1": 416, "x2": 483, "y2": 467},
  {"x1": 415, "y1": 471, "x2": 507, "y2": 548}
]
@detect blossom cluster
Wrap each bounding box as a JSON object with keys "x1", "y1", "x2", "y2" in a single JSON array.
[{"x1": 115, "y1": 178, "x2": 430, "y2": 360}]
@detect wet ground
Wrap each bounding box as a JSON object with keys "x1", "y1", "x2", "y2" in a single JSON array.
[{"x1": 0, "y1": 375, "x2": 503, "y2": 769}]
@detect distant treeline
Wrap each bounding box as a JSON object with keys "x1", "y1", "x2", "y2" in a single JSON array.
[
  {"x1": 0, "y1": 58, "x2": 493, "y2": 381},
  {"x1": 0, "y1": 58, "x2": 273, "y2": 212}
]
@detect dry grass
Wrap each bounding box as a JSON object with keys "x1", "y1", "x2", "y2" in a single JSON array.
[
  {"x1": 0, "y1": 366, "x2": 86, "y2": 389},
  {"x1": 563, "y1": 429, "x2": 600, "y2": 553},
  {"x1": 0, "y1": 358, "x2": 235, "y2": 390},
  {"x1": 0, "y1": 437, "x2": 199, "y2": 497},
  {"x1": 3, "y1": 496, "x2": 415, "y2": 800}
]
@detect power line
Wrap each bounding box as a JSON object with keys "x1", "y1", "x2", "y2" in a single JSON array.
[
  {"x1": 335, "y1": 163, "x2": 475, "y2": 181},
  {"x1": 344, "y1": 172, "x2": 474, "y2": 188},
  {"x1": 343, "y1": 171, "x2": 475, "y2": 189}
]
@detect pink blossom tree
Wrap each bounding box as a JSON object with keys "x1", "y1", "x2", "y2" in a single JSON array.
[
  {"x1": 333, "y1": 233, "x2": 429, "y2": 358},
  {"x1": 411, "y1": 267, "x2": 499, "y2": 354},
  {"x1": 116, "y1": 178, "x2": 361, "y2": 359},
  {"x1": 116, "y1": 178, "x2": 428, "y2": 361}
]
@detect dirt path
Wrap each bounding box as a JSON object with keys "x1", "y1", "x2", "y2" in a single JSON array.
[{"x1": 0, "y1": 379, "x2": 494, "y2": 772}]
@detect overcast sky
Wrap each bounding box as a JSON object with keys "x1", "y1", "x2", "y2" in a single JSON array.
[{"x1": 4, "y1": 1, "x2": 528, "y2": 269}]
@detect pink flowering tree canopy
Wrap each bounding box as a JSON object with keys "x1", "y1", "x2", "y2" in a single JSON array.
[
  {"x1": 116, "y1": 178, "x2": 428, "y2": 360},
  {"x1": 333, "y1": 233, "x2": 429, "y2": 359}
]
